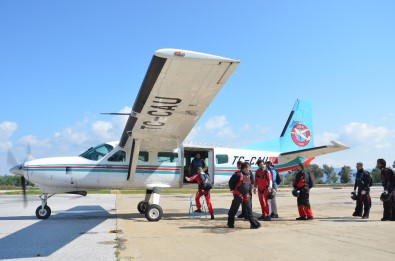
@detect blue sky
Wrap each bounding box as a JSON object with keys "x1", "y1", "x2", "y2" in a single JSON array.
[{"x1": 1, "y1": 0, "x2": 394, "y2": 174}]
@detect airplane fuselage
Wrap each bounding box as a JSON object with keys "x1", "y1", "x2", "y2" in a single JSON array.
[{"x1": 20, "y1": 142, "x2": 311, "y2": 194}]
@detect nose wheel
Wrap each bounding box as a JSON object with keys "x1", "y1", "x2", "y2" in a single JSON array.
[
  {"x1": 35, "y1": 193, "x2": 54, "y2": 219},
  {"x1": 35, "y1": 205, "x2": 51, "y2": 219}
]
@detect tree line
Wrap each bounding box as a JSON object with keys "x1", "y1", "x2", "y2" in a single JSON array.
[
  {"x1": 0, "y1": 175, "x2": 35, "y2": 188},
  {"x1": 281, "y1": 164, "x2": 382, "y2": 185}
]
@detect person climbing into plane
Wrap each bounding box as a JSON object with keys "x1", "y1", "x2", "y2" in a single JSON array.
[
  {"x1": 227, "y1": 162, "x2": 261, "y2": 229},
  {"x1": 185, "y1": 166, "x2": 214, "y2": 220},
  {"x1": 293, "y1": 163, "x2": 314, "y2": 220},
  {"x1": 189, "y1": 153, "x2": 206, "y2": 177},
  {"x1": 254, "y1": 160, "x2": 272, "y2": 221},
  {"x1": 352, "y1": 162, "x2": 372, "y2": 219}
]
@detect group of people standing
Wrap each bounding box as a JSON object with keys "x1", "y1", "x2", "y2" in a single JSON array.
[
  {"x1": 354, "y1": 159, "x2": 395, "y2": 221},
  {"x1": 186, "y1": 153, "x2": 395, "y2": 229}
]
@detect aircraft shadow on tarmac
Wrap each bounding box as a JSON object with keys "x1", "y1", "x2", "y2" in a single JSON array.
[{"x1": 0, "y1": 205, "x2": 111, "y2": 260}]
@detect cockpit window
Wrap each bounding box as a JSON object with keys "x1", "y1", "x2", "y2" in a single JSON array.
[
  {"x1": 79, "y1": 144, "x2": 113, "y2": 161},
  {"x1": 108, "y1": 150, "x2": 126, "y2": 162}
]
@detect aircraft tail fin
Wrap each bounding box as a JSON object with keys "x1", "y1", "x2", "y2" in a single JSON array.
[{"x1": 279, "y1": 99, "x2": 314, "y2": 153}]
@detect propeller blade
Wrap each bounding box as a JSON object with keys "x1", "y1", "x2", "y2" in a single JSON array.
[
  {"x1": 7, "y1": 150, "x2": 18, "y2": 167},
  {"x1": 21, "y1": 176, "x2": 27, "y2": 207},
  {"x1": 24, "y1": 143, "x2": 32, "y2": 162}
]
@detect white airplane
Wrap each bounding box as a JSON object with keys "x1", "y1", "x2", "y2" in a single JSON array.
[{"x1": 9, "y1": 48, "x2": 348, "y2": 221}]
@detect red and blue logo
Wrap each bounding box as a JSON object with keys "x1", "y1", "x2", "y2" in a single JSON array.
[{"x1": 291, "y1": 124, "x2": 311, "y2": 146}]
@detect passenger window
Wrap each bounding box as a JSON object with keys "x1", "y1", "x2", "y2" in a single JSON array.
[
  {"x1": 216, "y1": 154, "x2": 228, "y2": 164},
  {"x1": 108, "y1": 150, "x2": 126, "y2": 162},
  {"x1": 139, "y1": 151, "x2": 149, "y2": 162},
  {"x1": 157, "y1": 152, "x2": 178, "y2": 163}
]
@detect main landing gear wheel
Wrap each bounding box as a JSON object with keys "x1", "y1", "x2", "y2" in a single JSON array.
[
  {"x1": 144, "y1": 204, "x2": 163, "y2": 222},
  {"x1": 137, "y1": 201, "x2": 149, "y2": 214},
  {"x1": 35, "y1": 205, "x2": 51, "y2": 219}
]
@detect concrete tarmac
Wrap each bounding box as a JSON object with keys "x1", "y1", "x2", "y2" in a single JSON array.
[
  {"x1": 1, "y1": 187, "x2": 395, "y2": 261},
  {"x1": 116, "y1": 187, "x2": 395, "y2": 261},
  {"x1": 0, "y1": 194, "x2": 117, "y2": 261}
]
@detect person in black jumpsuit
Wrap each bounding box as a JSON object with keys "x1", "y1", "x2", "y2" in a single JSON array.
[
  {"x1": 238, "y1": 162, "x2": 254, "y2": 219},
  {"x1": 227, "y1": 162, "x2": 261, "y2": 229},
  {"x1": 377, "y1": 158, "x2": 395, "y2": 221},
  {"x1": 352, "y1": 162, "x2": 372, "y2": 219}
]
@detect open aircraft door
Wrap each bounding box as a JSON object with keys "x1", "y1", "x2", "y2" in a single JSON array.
[{"x1": 207, "y1": 149, "x2": 214, "y2": 184}]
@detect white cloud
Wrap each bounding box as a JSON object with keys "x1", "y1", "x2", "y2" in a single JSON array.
[
  {"x1": 315, "y1": 132, "x2": 339, "y2": 146},
  {"x1": 0, "y1": 121, "x2": 17, "y2": 151},
  {"x1": 338, "y1": 122, "x2": 390, "y2": 149},
  {"x1": 313, "y1": 122, "x2": 395, "y2": 169},
  {"x1": 204, "y1": 115, "x2": 227, "y2": 130},
  {"x1": 92, "y1": 121, "x2": 113, "y2": 141},
  {"x1": 216, "y1": 126, "x2": 237, "y2": 139}
]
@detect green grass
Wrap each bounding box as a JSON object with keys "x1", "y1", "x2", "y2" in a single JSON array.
[{"x1": 0, "y1": 186, "x2": 231, "y2": 195}]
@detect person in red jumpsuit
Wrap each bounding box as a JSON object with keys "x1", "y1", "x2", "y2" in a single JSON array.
[
  {"x1": 293, "y1": 163, "x2": 313, "y2": 220},
  {"x1": 185, "y1": 167, "x2": 214, "y2": 220},
  {"x1": 253, "y1": 160, "x2": 272, "y2": 221}
]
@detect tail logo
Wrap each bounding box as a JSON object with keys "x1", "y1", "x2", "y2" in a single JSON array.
[{"x1": 291, "y1": 124, "x2": 311, "y2": 146}]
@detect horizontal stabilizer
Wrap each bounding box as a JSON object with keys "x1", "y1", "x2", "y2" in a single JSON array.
[{"x1": 278, "y1": 141, "x2": 349, "y2": 164}]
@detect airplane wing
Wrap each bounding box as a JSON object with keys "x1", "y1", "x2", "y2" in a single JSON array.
[
  {"x1": 119, "y1": 49, "x2": 239, "y2": 152},
  {"x1": 278, "y1": 141, "x2": 349, "y2": 163}
]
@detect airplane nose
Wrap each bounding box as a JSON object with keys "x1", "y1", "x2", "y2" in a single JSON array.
[{"x1": 9, "y1": 164, "x2": 24, "y2": 176}]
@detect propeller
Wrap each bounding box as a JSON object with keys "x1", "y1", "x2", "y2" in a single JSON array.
[{"x1": 7, "y1": 144, "x2": 32, "y2": 207}]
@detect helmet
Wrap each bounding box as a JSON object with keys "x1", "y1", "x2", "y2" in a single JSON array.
[
  {"x1": 292, "y1": 189, "x2": 300, "y2": 197},
  {"x1": 350, "y1": 192, "x2": 358, "y2": 201},
  {"x1": 380, "y1": 192, "x2": 391, "y2": 202},
  {"x1": 267, "y1": 191, "x2": 274, "y2": 199}
]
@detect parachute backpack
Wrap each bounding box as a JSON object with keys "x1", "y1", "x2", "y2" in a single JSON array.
[
  {"x1": 274, "y1": 169, "x2": 282, "y2": 185},
  {"x1": 199, "y1": 173, "x2": 213, "y2": 190},
  {"x1": 307, "y1": 172, "x2": 314, "y2": 188}
]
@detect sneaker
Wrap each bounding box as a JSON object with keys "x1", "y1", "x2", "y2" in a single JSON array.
[
  {"x1": 211, "y1": 214, "x2": 214, "y2": 220},
  {"x1": 194, "y1": 209, "x2": 202, "y2": 213},
  {"x1": 227, "y1": 224, "x2": 234, "y2": 228},
  {"x1": 250, "y1": 222, "x2": 261, "y2": 229},
  {"x1": 296, "y1": 217, "x2": 307, "y2": 220},
  {"x1": 270, "y1": 213, "x2": 279, "y2": 218},
  {"x1": 258, "y1": 215, "x2": 266, "y2": 220}
]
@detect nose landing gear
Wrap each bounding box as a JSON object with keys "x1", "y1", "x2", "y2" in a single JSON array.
[{"x1": 35, "y1": 193, "x2": 54, "y2": 219}]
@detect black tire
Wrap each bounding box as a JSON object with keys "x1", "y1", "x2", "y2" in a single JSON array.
[
  {"x1": 137, "y1": 201, "x2": 149, "y2": 214},
  {"x1": 144, "y1": 204, "x2": 163, "y2": 222},
  {"x1": 35, "y1": 205, "x2": 51, "y2": 219}
]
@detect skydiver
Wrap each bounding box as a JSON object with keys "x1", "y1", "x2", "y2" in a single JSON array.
[
  {"x1": 254, "y1": 160, "x2": 272, "y2": 221},
  {"x1": 227, "y1": 162, "x2": 260, "y2": 229},
  {"x1": 265, "y1": 161, "x2": 279, "y2": 218},
  {"x1": 292, "y1": 163, "x2": 314, "y2": 220},
  {"x1": 376, "y1": 159, "x2": 395, "y2": 221},
  {"x1": 185, "y1": 167, "x2": 214, "y2": 220},
  {"x1": 352, "y1": 162, "x2": 372, "y2": 219}
]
